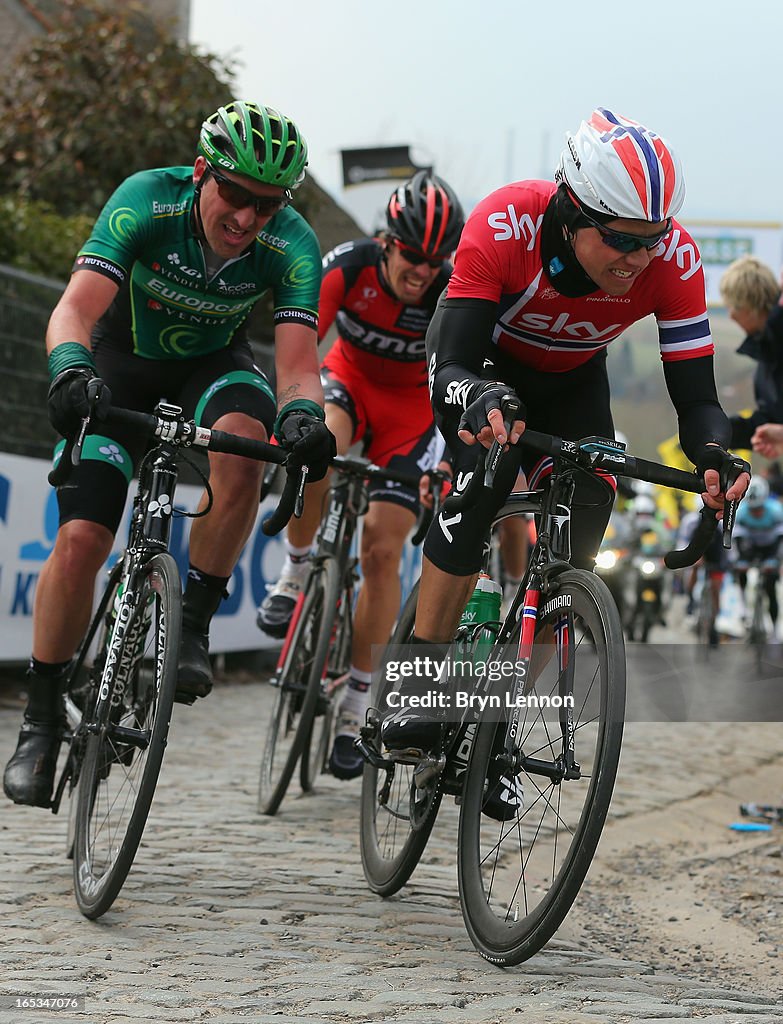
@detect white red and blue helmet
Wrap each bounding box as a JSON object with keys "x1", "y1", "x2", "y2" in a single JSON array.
[{"x1": 556, "y1": 108, "x2": 686, "y2": 223}]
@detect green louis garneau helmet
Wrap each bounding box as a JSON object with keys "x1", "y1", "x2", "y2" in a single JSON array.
[{"x1": 198, "y1": 101, "x2": 308, "y2": 190}]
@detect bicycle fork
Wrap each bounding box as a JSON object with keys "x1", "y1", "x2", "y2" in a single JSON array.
[{"x1": 498, "y1": 579, "x2": 581, "y2": 784}]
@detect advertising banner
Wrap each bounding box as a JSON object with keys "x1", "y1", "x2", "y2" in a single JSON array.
[
  {"x1": 683, "y1": 220, "x2": 783, "y2": 307},
  {"x1": 0, "y1": 452, "x2": 422, "y2": 662},
  {"x1": 340, "y1": 146, "x2": 431, "y2": 187}
]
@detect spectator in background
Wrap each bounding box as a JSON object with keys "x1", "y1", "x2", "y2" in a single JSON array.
[{"x1": 720, "y1": 255, "x2": 783, "y2": 448}]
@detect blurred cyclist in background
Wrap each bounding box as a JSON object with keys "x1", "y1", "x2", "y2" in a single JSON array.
[{"x1": 733, "y1": 476, "x2": 783, "y2": 640}]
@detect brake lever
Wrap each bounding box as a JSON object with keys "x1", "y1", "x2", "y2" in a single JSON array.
[
  {"x1": 71, "y1": 413, "x2": 90, "y2": 467},
  {"x1": 484, "y1": 394, "x2": 522, "y2": 489},
  {"x1": 720, "y1": 454, "x2": 750, "y2": 549},
  {"x1": 294, "y1": 465, "x2": 308, "y2": 518}
]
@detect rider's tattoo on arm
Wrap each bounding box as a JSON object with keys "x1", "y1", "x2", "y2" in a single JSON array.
[{"x1": 277, "y1": 384, "x2": 301, "y2": 410}]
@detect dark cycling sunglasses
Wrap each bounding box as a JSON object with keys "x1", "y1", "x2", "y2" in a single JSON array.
[
  {"x1": 580, "y1": 209, "x2": 671, "y2": 254},
  {"x1": 208, "y1": 168, "x2": 289, "y2": 217},
  {"x1": 393, "y1": 239, "x2": 445, "y2": 269}
]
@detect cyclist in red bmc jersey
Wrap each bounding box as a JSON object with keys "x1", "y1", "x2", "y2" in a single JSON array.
[
  {"x1": 381, "y1": 108, "x2": 750, "y2": 758},
  {"x1": 257, "y1": 172, "x2": 464, "y2": 779}
]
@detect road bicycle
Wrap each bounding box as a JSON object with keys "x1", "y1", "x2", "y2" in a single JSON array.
[
  {"x1": 47, "y1": 399, "x2": 302, "y2": 919},
  {"x1": 358, "y1": 412, "x2": 745, "y2": 965},
  {"x1": 256, "y1": 454, "x2": 443, "y2": 816}
]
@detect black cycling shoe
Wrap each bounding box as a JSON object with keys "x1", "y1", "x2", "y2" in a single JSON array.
[
  {"x1": 380, "y1": 705, "x2": 444, "y2": 754},
  {"x1": 3, "y1": 719, "x2": 62, "y2": 808},
  {"x1": 176, "y1": 627, "x2": 213, "y2": 705}
]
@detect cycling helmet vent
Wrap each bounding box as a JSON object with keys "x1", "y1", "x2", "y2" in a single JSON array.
[
  {"x1": 199, "y1": 101, "x2": 308, "y2": 190},
  {"x1": 555, "y1": 108, "x2": 685, "y2": 222},
  {"x1": 386, "y1": 171, "x2": 465, "y2": 258}
]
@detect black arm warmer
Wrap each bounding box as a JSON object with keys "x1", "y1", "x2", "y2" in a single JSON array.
[
  {"x1": 426, "y1": 297, "x2": 500, "y2": 415},
  {"x1": 663, "y1": 355, "x2": 732, "y2": 463}
]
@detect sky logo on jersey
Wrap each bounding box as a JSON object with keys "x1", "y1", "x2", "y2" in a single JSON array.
[
  {"x1": 658, "y1": 228, "x2": 702, "y2": 281},
  {"x1": 487, "y1": 206, "x2": 543, "y2": 249},
  {"x1": 509, "y1": 312, "x2": 621, "y2": 340}
]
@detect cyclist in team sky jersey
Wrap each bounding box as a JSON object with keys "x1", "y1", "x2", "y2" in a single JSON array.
[
  {"x1": 257, "y1": 172, "x2": 464, "y2": 779},
  {"x1": 381, "y1": 107, "x2": 751, "y2": 754},
  {"x1": 3, "y1": 101, "x2": 336, "y2": 808}
]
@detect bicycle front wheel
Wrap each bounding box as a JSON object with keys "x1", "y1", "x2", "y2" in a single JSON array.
[
  {"x1": 360, "y1": 581, "x2": 443, "y2": 896},
  {"x1": 73, "y1": 552, "x2": 181, "y2": 919},
  {"x1": 257, "y1": 560, "x2": 341, "y2": 815},
  {"x1": 458, "y1": 569, "x2": 625, "y2": 965}
]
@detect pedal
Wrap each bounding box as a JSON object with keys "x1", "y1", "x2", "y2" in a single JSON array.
[{"x1": 413, "y1": 754, "x2": 446, "y2": 789}]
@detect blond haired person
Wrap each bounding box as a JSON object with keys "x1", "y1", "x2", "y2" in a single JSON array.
[{"x1": 720, "y1": 255, "x2": 783, "y2": 448}]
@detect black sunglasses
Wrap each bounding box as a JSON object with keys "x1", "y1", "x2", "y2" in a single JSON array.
[
  {"x1": 393, "y1": 239, "x2": 444, "y2": 269},
  {"x1": 580, "y1": 209, "x2": 671, "y2": 254},
  {"x1": 208, "y1": 168, "x2": 289, "y2": 216}
]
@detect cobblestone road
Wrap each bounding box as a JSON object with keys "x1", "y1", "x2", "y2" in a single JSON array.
[{"x1": 1, "y1": 674, "x2": 781, "y2": 1024}]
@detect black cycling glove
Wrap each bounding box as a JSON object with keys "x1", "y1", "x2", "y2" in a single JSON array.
[
  {"x1": 695, "y1": 444, "x2": 750, "y2": 493},
  {"x1": 275, "y1": 403, "x2": 336, "y2": 482},
  {"x1": 457, "y1": 381, "x2": 525, "y2": 439},
  {"x1": 48, "y1": 368, "x2": 111, "y2": 438}
]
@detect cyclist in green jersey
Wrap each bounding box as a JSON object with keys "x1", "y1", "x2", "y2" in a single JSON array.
[{"x1": 3, "y1": 100, "x2": 336, "y2": 809}]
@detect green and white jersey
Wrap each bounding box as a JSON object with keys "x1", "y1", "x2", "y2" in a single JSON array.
[{"x1": 75, "y1": 166, "x2": 321, "y2": 360}]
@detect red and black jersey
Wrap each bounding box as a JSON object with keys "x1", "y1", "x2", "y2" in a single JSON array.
[
  {"x1": 319, "y1": 238, "x2": 451, "y2": 387},
  {"x1": 448, "y1": 180, "x2": 712, "y2": 372}
]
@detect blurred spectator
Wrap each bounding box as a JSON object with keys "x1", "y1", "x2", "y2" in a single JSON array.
[{"x1": 720, "y1": 255, "x2": 783, "y2": 448}]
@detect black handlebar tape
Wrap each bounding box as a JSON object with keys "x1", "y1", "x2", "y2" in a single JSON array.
[
  {"x1": 664, "y1": 506, "x2": 719, "y2": 570},
  {"x1": 262, "y1": 466, "x2": 304, "y2": 536},
  {"x1": 47, "y1": 439, "x2": 74, "y2": 487},
  {"x1": 207, "y1": 428, "x2": 287, "y2": 464}
]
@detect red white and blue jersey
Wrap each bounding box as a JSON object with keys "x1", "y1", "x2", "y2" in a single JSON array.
[
  {"x1": 319, "y1": 238, "x2": 450, "y2": 387},
  {"x1": 447, "y1": 180, "x2": 711, "y2": 373}
]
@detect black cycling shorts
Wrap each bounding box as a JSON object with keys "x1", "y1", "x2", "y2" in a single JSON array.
[
  {"x1": 424, "y1": 351, "x2": 616, "y2": 575},
  {"x1": 55, "y1": 343, "x2": 276, "y2": 534}
]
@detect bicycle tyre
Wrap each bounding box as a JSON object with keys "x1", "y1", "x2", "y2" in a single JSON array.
[
  {"x1": 300, "y1": 578, "x2": 353, "y2": 791},
  {"x1": 72, "y1": 552, "x2": 181, "y2": 919},
  {"x1": 58, "y1": 561, "x2": 125, "y2": 860},
  {"x1": 360, "y1": 580, "x2": 443, "y2": 896},
  {"x1": 458, "y1": 569, "x2": 625, "y2": 966},
  {"x1": 257, "y1": 560, "x2": 341, "y2": 815}
]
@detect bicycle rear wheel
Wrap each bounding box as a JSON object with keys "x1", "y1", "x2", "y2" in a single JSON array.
[
  {"x1": 300, "y1": 580, "x2": 353, "y2": 791},
  {"x1": 72, "y1": 552, "x2": 181, "y2": 919},
  {"x1": 360, "y1": 581, "x2": 443, "y2": 896},
  {"x1": 458, "y1": 569, "x2": 625, "y2": 965},
  {"x1": 257, "y1": 560, "x2": 341, "y2": 815}
]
